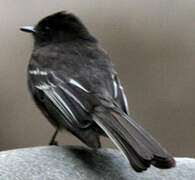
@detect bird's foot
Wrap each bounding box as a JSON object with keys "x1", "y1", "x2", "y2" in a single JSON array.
[{"x1": 49, "y1": 140, "x2": 58, "y2": 146}]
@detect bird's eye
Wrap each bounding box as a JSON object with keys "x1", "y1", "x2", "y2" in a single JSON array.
[
  {"x1": 41, "y1": 26, "x2": 51, "y2": 36},
  {"x1": 44, "y1": 26, "x2": 50, "y2": 31}
]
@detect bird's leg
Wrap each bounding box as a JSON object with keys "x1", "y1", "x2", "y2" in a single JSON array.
[{"x1": 49, "y1": 129, "x2": 59, "y2": 146}]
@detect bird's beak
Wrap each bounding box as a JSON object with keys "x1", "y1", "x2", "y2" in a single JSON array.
[{"x1": 20, "y1": 26, "x2": 35, "y2": 33}]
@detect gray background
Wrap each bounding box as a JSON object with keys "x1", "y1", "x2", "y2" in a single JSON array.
[{"x1": 0, "y1": 0, "x2": 194, "y2": 158}]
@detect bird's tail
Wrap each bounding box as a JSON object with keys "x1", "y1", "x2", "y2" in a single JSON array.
[{"x1": 93, "y1": 106, "x2": 176, "y2": 172}]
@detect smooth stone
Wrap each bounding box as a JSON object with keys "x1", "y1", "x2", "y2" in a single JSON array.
[{"x1": 0, "y1": 146, "x2": 194, "y2": 180}]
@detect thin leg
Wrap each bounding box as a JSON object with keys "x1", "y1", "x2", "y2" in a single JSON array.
[{"x1": 49, "y1": 129, "x2": 59, "y2": 146}]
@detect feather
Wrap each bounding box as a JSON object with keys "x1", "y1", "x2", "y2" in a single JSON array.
[{"x1": 93, "y1": 106, "x2": 175, "y2": 172}]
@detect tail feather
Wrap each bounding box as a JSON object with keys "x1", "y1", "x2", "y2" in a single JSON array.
[
  {"x1": 93, "y1": 106, "x2": 175, "y2": 172},
  {"x1": 95, "y1": 117, "x2": 150, "y2": 172},
  {"x1": 112, "y1": 108, "x2": 169, "y2": 159}
]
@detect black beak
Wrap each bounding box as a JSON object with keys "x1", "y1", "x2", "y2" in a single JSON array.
[{"x1": 20, "y1": 26, "x2": 35, "y2": 33}]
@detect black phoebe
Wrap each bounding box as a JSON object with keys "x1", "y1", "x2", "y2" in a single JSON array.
[{"x1": 20, "y1": 11, "x2": 175, "y2": 172}]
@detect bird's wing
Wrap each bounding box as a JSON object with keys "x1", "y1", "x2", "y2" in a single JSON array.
[
  {"x1": 111, "y1": 73, "x2": 129, "y2": 115},
  {"x1": 28, "y1": 67, "x2": 101, "y2": 148}
]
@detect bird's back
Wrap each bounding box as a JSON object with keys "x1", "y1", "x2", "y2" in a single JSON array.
[{"x1": 28, "y1": 42, "x2": 115, "y2": 97}]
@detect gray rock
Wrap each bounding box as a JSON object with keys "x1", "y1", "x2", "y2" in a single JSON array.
[{"x1": 0, "y1": 146, "x2": 194, "y2": 180}]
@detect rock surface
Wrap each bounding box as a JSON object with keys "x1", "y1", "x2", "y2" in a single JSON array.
[{"x1": 0, "y1": 146, "x2": 194, "y2": 180}]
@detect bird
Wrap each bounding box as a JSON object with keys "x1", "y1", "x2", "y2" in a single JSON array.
[{"x1": 20, "y1": 11, "x2": 175, "y2": 172}]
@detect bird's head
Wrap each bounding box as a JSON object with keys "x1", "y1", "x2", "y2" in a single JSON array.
[{"x1": 20, "y1": 11, "x2": 96, "y2": 45}]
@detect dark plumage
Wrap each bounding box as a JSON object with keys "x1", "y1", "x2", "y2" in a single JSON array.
[{"x1": 21, "y1": 11, "x2": 175, "y2": 172}]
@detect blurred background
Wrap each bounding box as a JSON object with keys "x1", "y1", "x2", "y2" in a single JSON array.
[{"x1": 0, "y1": 0, "x2": 195, "y2": 157}]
